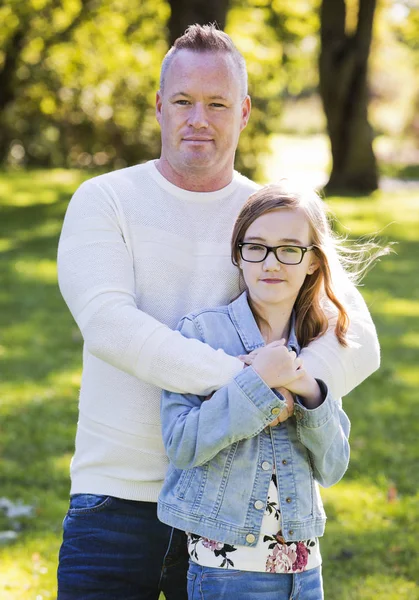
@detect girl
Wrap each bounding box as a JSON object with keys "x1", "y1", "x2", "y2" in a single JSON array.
[{"x1": 158, "y1": 182, "x2": 380, "y2": 599}]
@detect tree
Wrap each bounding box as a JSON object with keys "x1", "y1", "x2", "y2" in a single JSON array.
[
  {"x1": 0, "y1": 0, "x2": 167, "y2": 168},
  {"x1": 167, "y1": 0, "x2": 231, "y2": 44},
  {"x1": 319, "y1": 0, "x2": 378, "y2": 193}
]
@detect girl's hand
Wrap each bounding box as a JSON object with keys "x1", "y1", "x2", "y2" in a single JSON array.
[
  {"x1": 268, "y1": 387, "x2": 295, "y2": 427},
  {"x1": 250, "y1": 344, "x2": 303, "y2": 389},
  {"x1": 238, "y1": 339, "x2": 286, "y2": 365},
  {"x1": 281, "y1": 370, "x2": 324, "y2": 408}
]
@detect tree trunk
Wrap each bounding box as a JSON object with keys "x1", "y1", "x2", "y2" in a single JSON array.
[
  {"x1": 319, "y1": 0, "x2": 378, "y2": 194},
  {"x1": 167, "y1": 0, "x2": 231, "y2": 45}
]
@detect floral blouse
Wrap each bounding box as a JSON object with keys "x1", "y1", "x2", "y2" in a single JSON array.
[{"x1": 187, "y1": 475, "x2": 321, "y2": 574}]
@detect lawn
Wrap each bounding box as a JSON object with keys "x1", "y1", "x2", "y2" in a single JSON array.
[{"x1": 0, "y1": 167, "x2": 418, "y2": 599}]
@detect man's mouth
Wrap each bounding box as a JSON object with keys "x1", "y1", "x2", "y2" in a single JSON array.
[{"x1": 182, "y1": 137, "x2": 213, "y2": 142}]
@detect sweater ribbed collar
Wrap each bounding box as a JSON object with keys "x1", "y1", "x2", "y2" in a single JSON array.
[{"x1": 147, "y1": 160, "x2": 241, "y2": 202}]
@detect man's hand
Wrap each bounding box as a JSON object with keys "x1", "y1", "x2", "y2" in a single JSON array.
[
  {"x1": 281, "y1": 370, "x2": 324, "y2": 408},
  {"x1": 268, "y1": 387, "x2": 294, "y2": 427}
]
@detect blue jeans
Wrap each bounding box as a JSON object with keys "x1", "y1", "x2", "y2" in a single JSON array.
[
  {"x1": 187, "y1": 561, "x2": 324, "y2": 600},
  {"x1": 57, "y1": 494, "x2": 188, "y2": 600}
]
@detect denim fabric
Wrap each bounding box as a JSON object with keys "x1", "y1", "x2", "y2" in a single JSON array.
[
  {"x1": 187, "y1": 561, "x2": 324, "y2": 600},
  {"x1": 57, "y1": 494, "x2": 188, "y2": 600},
  {"x1": 158, "y1": 292, "x2": 350, "y2": 546}
]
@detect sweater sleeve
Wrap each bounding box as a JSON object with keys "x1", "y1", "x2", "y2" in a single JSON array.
[
  {"x1": 294, "y1": 381, "x2": 351, "y2": 488},
  {"x1": 57, "y1": 179, "x2": 243, "y2": 395},
  {"x1": 299, "y1": 284, "x2": 380, "y2": 398}
]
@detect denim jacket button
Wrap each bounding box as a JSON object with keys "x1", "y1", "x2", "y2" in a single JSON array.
[
  {"x1": 246, "y1": 533, "x2": 256, "y2": 544},
  {"x1": 295, "y1": 409, "x2": 304, "y2": 421},
  {"x1": 288, "y1": 530, "x2": 294, "y2": 536},
  {"x1": 282, "y1": 459, "x2": 287, "y2": 465},
  {"x1": 271, "y1": 406, "x2": 281, "y2": 416},
  {"x1": 286, "y1": 497, "x2": 292, "y2": 503},
  {"x1": 254, "y1": 500, "x2": 264, "y2": 510},
  {"x1": 261, "y1": 461, "x2": 271, "y2": 470}
]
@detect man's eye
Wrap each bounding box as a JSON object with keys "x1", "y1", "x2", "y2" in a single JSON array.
[
  {"x1": 175, "y1": 100, "x2": 190, "y2": 105},
  {"x1": 210, "y1": 103, "x2": 226, "y2": 108}
]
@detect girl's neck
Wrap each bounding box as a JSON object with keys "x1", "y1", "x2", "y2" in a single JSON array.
[{"x1": 249, "y1": 298, "x2": 292, "y2": 345}]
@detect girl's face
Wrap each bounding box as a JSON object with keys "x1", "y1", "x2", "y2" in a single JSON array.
[{"x1": 239, "y1": 208, "x2": 318, "y2": 313}]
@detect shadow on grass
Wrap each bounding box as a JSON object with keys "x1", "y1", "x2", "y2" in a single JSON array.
[{"x1": 380, "y1": 163, "x2": 419, "y2": 181}]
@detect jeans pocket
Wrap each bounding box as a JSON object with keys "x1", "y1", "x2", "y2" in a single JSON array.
[
  {"x1": 67, "y1": 493, "x2": 113, "y2": 515},
  {"x1": 187, "y1": 570, "x2": 197, "y2": 599}
]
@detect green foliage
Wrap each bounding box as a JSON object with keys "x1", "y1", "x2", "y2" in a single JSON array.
[
  {"x1": 1, "y1": 0, "x2": 169, "y2": 169},
  {"x1": 1, "y1": 167, "x2": 419, "y2": 598},
  {"x1": 1, "y1": 0, "x2": 322, "y2": 177},
  {"x1": 1, "y1": 0, "x2": 418, "y2": 179}
]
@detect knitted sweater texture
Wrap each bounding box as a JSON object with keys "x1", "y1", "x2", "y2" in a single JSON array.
[{"x1": 57, "y1": 160, "x2": 380, "y2": 502}]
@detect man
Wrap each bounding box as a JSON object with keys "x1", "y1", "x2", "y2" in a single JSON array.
[{"x1": 57, "y1": 24, "x2": 380, "y2": 599}]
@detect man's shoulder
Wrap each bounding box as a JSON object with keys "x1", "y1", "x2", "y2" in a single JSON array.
[
  {"x1": 233, "y1": 170, "x2": 261, "y2": 195},
  {"x1": 80, "y1": 161, "x2": 153, "y2": 190}
]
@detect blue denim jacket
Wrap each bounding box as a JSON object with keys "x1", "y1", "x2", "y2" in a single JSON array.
[{"x1": 158, "y1": 292, "x2": 350, "y2": 546}]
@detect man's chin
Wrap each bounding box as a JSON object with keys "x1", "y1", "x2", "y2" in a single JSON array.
[{"x1": 182, "y1": 155, "x2": 216, "y2": 170}]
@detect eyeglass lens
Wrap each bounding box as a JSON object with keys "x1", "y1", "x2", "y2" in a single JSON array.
[{"x1": 241, "y1": 244, "x2": 303, "y2": 264}]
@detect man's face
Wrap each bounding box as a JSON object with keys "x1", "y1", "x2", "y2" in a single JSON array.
[{"x1": 156, "y1": 50, "x2": 251, "y2": 186}]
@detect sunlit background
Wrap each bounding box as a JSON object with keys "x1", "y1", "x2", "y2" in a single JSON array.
[{"x1": 1, "y1": 0, "x2": 418, "y2": 598}]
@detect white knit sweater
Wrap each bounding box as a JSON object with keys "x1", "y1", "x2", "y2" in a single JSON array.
[{"x1": 57, "y1": 160, "x2": 380, "y2": 502}]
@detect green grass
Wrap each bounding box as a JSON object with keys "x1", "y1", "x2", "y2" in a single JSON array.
[{"x1": 1, "y1": 169, "x2": 419, "y2": 599}]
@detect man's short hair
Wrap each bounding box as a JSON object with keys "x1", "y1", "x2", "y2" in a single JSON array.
[{"x1": 160, "y1": 24, "x2": 248, "y2": 99}]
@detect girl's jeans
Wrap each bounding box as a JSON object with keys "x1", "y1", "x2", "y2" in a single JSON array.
[
  {"x1": 187, "y1": 561, "x2": 324, "y2": 600},
  {"x1": 57, "y1": 494, "x2": 188, "y2": 600}
]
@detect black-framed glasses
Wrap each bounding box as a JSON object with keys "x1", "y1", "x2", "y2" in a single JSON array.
[{"x1": 238, "y1": 242, "x2": 315, "y2": 265}]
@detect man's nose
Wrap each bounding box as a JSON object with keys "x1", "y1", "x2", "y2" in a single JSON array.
[{"x1": 187, "y1": 103, "x2": 209, "y2": 129}]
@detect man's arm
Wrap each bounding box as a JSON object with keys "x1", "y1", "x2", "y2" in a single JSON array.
[
  {"x1": 299, "y1": 285, "x2": 380, "y2": 398},
  {"x1": 161, "y1": 319, "x2": 292, "y2": 470},
  {"x1": 57, "y1": 179, "x2": 242, "y2": 396}
]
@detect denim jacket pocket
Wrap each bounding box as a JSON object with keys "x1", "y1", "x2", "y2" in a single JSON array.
[
  {"x1": 175, "y1": 469, "x2": 197, "y2": 500},
  {"x1": 68, "y1": 494, "x2": 113, "y2": 515}
]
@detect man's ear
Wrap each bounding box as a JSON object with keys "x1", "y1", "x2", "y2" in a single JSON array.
[
  {"x1": 240, "y1": 95, "x2": 251, "y2": 132},
  {"x1": 156, "y1": 91, "x2": 163, "y2": 124}
]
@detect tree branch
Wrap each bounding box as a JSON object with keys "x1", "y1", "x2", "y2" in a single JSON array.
[
  {"x1": 320, "y1": 0, "x2": 346, "y2": 45},
  {"x1": 355, "y1": 0, "x2": 376, "y2": 61}
]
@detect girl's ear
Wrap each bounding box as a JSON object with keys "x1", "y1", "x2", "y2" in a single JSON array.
[{"x1": 307, "y1": 261, "x2": 320, "y2": 275}]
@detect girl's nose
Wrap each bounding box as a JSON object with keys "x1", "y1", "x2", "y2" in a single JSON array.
[{"x1": 263, "y1": 250, "x2": 281, "y2": 270}]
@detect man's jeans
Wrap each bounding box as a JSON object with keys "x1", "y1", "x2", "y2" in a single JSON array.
[
  {"x1": 187, "y1": 562, "x2": 324, "y2": 600},
  {"x1": 57, "y1": 494, "x2": 188, "y2": 600}
]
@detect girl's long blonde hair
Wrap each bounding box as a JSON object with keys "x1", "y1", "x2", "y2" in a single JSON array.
[{"x1": 231, "y1": 181, "x2": 388, "y2": 348}]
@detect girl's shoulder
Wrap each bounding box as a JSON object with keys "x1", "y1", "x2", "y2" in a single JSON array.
[{"x1": 178, "y1": 304, "x2": 242, "y2": 351}]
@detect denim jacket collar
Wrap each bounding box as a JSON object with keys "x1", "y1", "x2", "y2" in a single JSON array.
[{"x1": 228, "y1": 291, "x2": 300, "y2": 354}]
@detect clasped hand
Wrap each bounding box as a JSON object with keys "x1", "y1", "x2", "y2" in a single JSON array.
[{"x1": 239, "y1": 340, "x2": 302, "y2": 426}]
